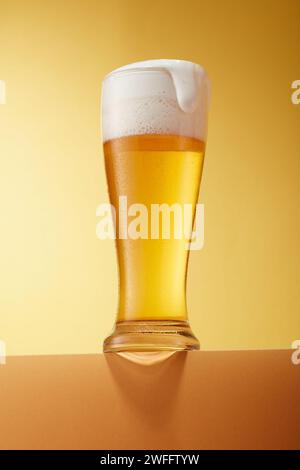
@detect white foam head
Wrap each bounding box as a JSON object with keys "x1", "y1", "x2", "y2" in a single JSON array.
[{"x1": 101, "y1": 59, "x2": 210, "y2": 142}]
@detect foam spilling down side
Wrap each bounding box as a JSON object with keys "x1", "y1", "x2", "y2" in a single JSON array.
[{"x1": 101, "y1": 60, "x2": 210, "y2": 143}]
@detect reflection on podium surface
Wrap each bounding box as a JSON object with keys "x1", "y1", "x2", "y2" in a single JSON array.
[
  {"x1": 116, "y1": 351, "x2": 178, "y2": 366},
  {"x1": 106, "y1": 351, "x2": 187, "y2": 423}
]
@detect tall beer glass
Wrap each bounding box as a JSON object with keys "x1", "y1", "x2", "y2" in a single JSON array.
[{"x1": 101, "y1": 60, "x2": 210, "y2": 352}]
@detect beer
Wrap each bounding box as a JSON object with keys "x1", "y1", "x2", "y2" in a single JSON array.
[
  {"x1": 104, "y1": 134, "x2": 205, "y2": 322},
  {"x1": 101, "y1": 60, "x2": 210, "y2": 352}
]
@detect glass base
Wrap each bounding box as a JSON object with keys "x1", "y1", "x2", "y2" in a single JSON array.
[{"x1": 103, "y1": 320, "x2": 200, "y2": 353}]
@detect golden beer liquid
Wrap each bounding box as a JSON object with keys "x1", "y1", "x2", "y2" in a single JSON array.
[{"x1": 104, "y1": 134, "x2": 205, "y2": 326}]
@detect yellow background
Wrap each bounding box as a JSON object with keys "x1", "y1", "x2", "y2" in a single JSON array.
[{"x1": 0, "y1": 0, "x2": 299, "y2": 355}]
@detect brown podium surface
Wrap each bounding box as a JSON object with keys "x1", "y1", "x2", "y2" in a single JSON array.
[{"x1": 0, "y1": 350, "x2": 299, "y2": 449}]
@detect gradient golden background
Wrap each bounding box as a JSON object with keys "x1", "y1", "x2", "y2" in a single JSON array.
[{"x1": 0, "y1": 0, "x2": 299, "y2": 355}]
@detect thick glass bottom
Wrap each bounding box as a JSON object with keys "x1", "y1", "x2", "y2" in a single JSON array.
[{"x1": 103, "y1": 320, "x2": 200, "y2": 353}]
